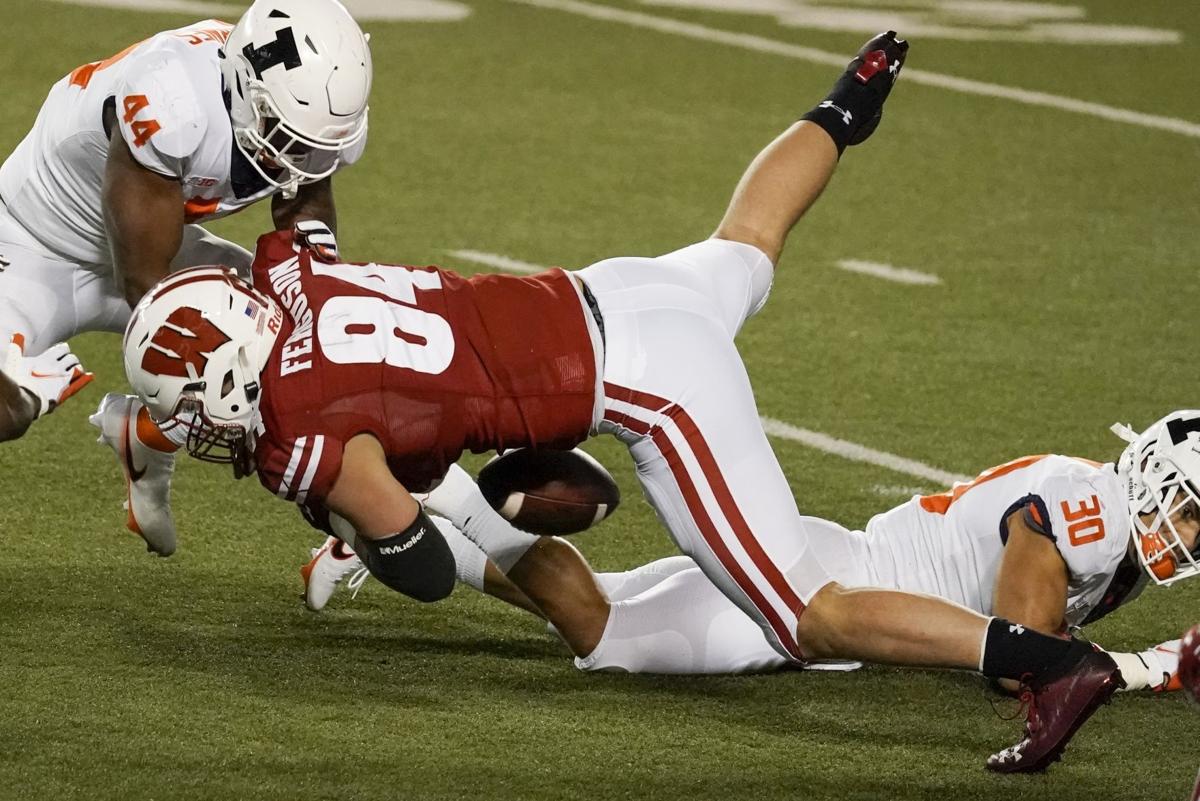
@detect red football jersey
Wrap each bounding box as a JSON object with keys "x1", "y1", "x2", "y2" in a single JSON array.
[{"x1": 249, "y1": 230, "x2": 600, "y2": 510}]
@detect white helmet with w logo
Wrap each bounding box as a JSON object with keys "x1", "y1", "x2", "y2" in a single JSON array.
[
  {"x1": 124, "y1": 268, "x2": 283, "y2": 476},
  {"x1": 220, "y1": 0, "x2": 372, "y2": 197}
]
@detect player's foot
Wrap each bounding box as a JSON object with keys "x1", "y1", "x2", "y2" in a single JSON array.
[
  {"x1": 986, "y1": 649, "x2": 1125, "y2": 773},
  {"x1": 803, "y1": 31, "x2": 909, "y2": 152},
  {"x1": 842, "y1": 31, "x2": 909, "y2": 146},
  {"x1": 301, "y1": 535, "x2": 370, "y2": 611},
  {"x1": 89, "y1": 392, "x2": 177, "y2": 556}
]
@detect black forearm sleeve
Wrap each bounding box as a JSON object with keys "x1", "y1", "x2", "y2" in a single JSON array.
[{"x1": 355, "y1": 509, "x2": 456, "y2": 603}]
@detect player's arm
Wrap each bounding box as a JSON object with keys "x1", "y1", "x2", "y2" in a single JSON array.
[
  {"x1": 272, "y1": 177, "x2": 337, "y2": 234},
  {"x1": 323, "y1": 433, "x2": 456, "y2": 602},
  {"x1": 102, "y1": 130, "x2": 184, "y2": 307},
  {"x1": 713, "y1": 32, "x2": 907, "y2": 265},
  {"x1": 0, "y1": 372, "x2": 36, "y2": 439},
  {"x1": 993, "y1": 509, "x2": 1070, "y2": 636}
]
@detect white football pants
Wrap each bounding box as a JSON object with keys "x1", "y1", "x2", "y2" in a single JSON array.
[
  {"x1": 578, "y1": 238, "x2": 849, "y2": 663},
  {"x1": 0, "y1": 204, "x2": 252, "y2": 356}
]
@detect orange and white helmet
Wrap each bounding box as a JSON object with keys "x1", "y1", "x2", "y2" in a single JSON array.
[
  {"x1": 220, "y1": 0, "x2": 372, "y2": 198},
  {"x1": 124, "y1": 268, "x2": 283, "y2": 476},
  {"x1": 1114, "y1": 411, "x2": 1200, "y2": 585}
]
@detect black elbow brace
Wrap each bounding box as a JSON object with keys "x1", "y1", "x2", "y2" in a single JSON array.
[{"x1": 357, "y1": 510, "x2": 456, "y2": 603}]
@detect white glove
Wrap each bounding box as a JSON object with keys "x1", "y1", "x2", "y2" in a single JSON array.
[
  {"x1": 1, "y1": 335, "x2": 94, "y2": 418},
  {"x1": 293, "y1": 220, "x2": 339, "y2": 263}
]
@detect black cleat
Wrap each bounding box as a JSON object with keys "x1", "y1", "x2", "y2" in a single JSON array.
[{"x1": 843, "y1": 31, "x2": 909, "y2": 146}]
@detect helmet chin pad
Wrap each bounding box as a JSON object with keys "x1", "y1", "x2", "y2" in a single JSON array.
[{"x1": 1138, "y1": 530, "x2": 1178, "y2": 581}]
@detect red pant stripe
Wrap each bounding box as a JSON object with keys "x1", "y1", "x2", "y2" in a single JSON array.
[{"x1": 602, "y1": 393, "x2": 806, "y2": 660}]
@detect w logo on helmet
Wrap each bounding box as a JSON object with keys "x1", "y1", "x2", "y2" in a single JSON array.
[{"x1": 142, "y1": 307, "x2": 231, "y2": 379}]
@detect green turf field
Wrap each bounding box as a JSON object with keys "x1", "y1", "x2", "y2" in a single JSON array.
[{"x1": 3, "y1": 1, "x2": 1199, "y2": 799}]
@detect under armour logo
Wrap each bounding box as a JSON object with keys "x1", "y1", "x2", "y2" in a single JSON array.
[
  {"x1": 819, "y1": 100, "x2": 852, "y2": 126},
  {"x1": 243, "y1": 26, "x2": 302, "y2": 79},
  {"x1": 889, "y1": 59, "x2": 901, "y2": 76},
  {"x1": 141, "y1": 306, "x2": 232, "y2": 379},
  {"x1": 1009, "y1": 623, "x2": 1026, "y2": 635},
  {"x1": 0, "y1": 255, "x2": 8, "y2": 272}
]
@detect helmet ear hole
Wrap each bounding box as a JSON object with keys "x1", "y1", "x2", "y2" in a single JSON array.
[{"x1": 221, "y1": 371, "x2": 236, "y2": 399}]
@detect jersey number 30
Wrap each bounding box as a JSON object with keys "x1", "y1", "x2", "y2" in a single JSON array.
[
  {"x1": 1062, "y1": 495, "x2": 1105, "y2": 546},
  {"x1": 314, "y1": 262, "x2": 454, "y2": 375}
]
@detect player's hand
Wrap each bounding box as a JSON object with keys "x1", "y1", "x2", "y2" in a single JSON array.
[
  {"x1": 293, "y1": 220, "x2": 339, "y2": 263},
  {"x1": 1, "y1": 335, "x2": 94, "y2": 418}
]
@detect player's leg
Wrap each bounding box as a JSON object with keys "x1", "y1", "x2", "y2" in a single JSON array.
[
  {"x1": 578, "y1": 565, "x2": 790, "y2": 674},
  {"x1": 84, "y1": 226, "x2": 250, "y2": 555},
  {"x1": 711, "y1": 32, "x2": 908, "y2": 266},
  {"x1": 74, "y1": 269, "x2": 179, "y2": 555},
  {"x1": 0, "y1": 229, "x2": 93, "y2": 440},
  {"x1": 586, "y1": 269, "x2": 1096, "y2": 684},
  {"x1": 595, "y1": 554, "x2": 696, "y2": 602}
]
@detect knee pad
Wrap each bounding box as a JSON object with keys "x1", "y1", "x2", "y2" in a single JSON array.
[{"x1": 357, "y1": 510, "x2": 456, "y2": 603}]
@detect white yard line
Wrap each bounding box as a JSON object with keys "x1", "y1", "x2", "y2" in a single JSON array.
[
  {"x1": 455, "y1": 248, "x2": 971, "y2": 486},
  {"x1": 504, "y1": 0, "x2": 1200, "y2": 140},
  {"x1": 447, "y1": 249, "x2": 548, "y2": 274},
  {"x1": 836, "y1": 259, "x2": 941, "y2": 285},
  {"x1": 759, "y1": 417, "x2": 970, "y2": 485}
]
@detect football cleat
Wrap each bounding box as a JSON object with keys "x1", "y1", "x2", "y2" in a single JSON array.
[
  {"x1": 986, "y1": 649, "x2": 1125, "y2": 773},
  {"x1": 89, "y1": 392, "x2": 177, "y2": 556},
  {"x1": 301, "y1": 535, "x2": 370, "y2": 611},
  {"x1": 844, "y1": 31, "x2": 909, "y2": 146}
]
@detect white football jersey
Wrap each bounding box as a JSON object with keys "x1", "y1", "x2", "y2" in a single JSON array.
[
  {"x1": 0, "y1": 19, "x2": 364, "y2": 267},
  {"x1": 859, "y1": 454, "x2": 1138, "y2": 627}
]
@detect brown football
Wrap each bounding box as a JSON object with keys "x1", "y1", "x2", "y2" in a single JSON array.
[{"x1": 476, "y1": 448, "x2": 621, "y2": 535}]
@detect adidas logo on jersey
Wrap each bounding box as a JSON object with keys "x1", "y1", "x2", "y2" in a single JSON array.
[{"x1": 379, "y1": 527, "x2": 426, "y2": 555}]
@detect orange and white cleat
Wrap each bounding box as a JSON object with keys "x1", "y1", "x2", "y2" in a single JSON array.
[
  {"x1": 89, "y1": 392, "x2": 177, "y2": 556},
  {"x1": 302, "y1": 535, "x2": 369, "y2": 611}
]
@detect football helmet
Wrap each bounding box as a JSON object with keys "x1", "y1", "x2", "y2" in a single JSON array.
[
  {"x1": 1113, "y1": 410, "x2": 1200, "y2": 585},
  {"x1": 220, "y1": 0, "x2": 372, "y2": 198},
  {"x1": 123, "y1": 268, "x2": 283, "y2": 477}
]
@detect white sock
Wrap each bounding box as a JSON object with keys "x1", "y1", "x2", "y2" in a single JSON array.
[
  {"x1": 1108, "y1": 650, "x2": 1154, "y2": 692},
  {"x1": 424, "y1": 463, "x2": 538, "y2": 572},
  {"x1": 576, "y1": 567, "x2": 788, "y2": 674},
  {"x1": 1110, "y1": 639, "x2": 1178, "y2": 692},
  {"x1": 595, "y1": 555, "x2": 697, "y2": 601},
  {"x1": 429, "y1": 515, "x2": 487, "y2": 592}
]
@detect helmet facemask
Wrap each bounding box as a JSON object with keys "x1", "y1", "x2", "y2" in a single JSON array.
[
  {"x1": 1115, "y1": 414, "x2": 1200, "y2": 585},
  {"x1": 232, "y1": 82, "x2": 368, "y2": 198},
  {"x1": 166, "y1": 361, "x2": 263, "y2": 480}
]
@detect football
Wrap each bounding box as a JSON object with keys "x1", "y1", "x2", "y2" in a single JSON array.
[
  {"x1": 476, "y1": 448, "x2": 621, "y2": 535},
  {"x1": 1179, "y1": 624, "x2": 1200, "y2": 704}
]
